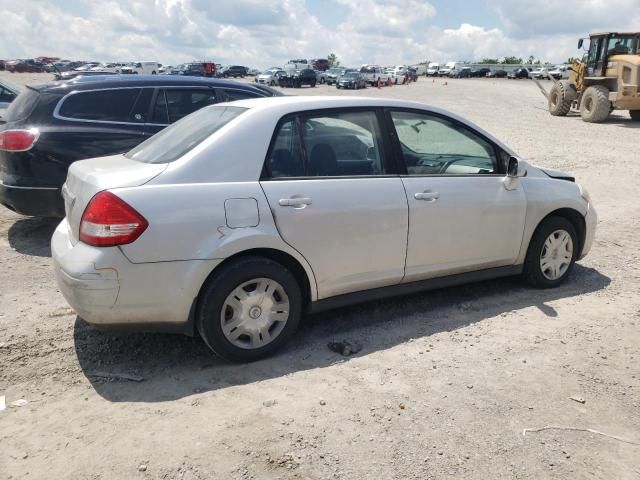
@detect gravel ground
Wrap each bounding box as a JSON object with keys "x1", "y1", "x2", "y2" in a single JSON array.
[{"x1": 1, "y1": 72, "x2": 639, "y2": 480}]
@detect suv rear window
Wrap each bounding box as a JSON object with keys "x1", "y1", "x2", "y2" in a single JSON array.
[
  {"x1": 4, "y1": 87, "x2": 40, "y2": 123},
  {"x1": 58, "y1": 88, "x2": 141, "y2": 122},
  {"x1": 125, "y1": 105, "x2": 247, "y2": 164}
]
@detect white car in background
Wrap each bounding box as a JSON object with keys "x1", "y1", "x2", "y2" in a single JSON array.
[
  {"x1": 255, "y1": 68, "x2": 285, "y2": 86},
  {"x1": 118, "y1": 61, "x2": 159, "y2": 75},
  {"x1": 52, "y1": 96, "x2": 596, "y2": 362},
  {"x1": 438, "y1": 61, "x2": 457, "y2": 76},
  {"x1": 359, "y1": 65, "x2": 391, "y2": 85},
  {"x1": 549, "y1": 65, "x2": 571, "y2": 80},
  {"x1": 427, "y1": 63, "x2": 440, "y2": 76}
]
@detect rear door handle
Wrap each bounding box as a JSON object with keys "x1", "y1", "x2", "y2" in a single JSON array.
[
  {"x1": 279, "y1": 197, "x2": 312, "y2": 207},
  {"x1": 414, "y1": 191, "x2": 440, "y2": 202}
]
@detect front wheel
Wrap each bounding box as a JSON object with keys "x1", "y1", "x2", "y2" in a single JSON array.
[
  {"x1": 548, "y1": 80, "x2": 575, "y2": 116},
  {"x1": 197, "y1": 257, "x2": 302, "y2": 362},
  {"x1": 580, "y1": 85, "x2": 611, "y2": 123},
  {"x1": 522, "y1": 216, "x2": 578, "y2": 288},
  {"x1": 310, "y1": 80, "x2": 316, "y2": 87}
]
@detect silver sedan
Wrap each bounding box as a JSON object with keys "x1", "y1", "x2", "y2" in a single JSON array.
[{"x1": 52, "y1": 97, "x2": 597, "y2": 362}]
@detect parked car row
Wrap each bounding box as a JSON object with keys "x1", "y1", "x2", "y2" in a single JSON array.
[{"x1": 425, "y1": 62, "x2": 570, "y2": 80}]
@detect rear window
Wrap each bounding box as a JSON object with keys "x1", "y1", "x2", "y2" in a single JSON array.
[
  {"x1": 58, "y1": 88, "x2": 141, "y2": 122},
  {"x1": 4, "y1": 87, "x2": 40, "y2": 123},
  {"x1": 125, "y1": 105, "x2": 247, "y2": 164}
]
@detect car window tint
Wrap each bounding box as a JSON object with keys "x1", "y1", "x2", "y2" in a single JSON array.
[
  {"x1": 126, "y1": 105, "x2": 247, "y2": 164},
  {"x1": 222, "y1": 89, "x2": 260, "y2": 102},
  {"x1": 4, "y1": 87, "x2": 40, "y2": 122},
  {"x1": 0, "y1": 87, "x2": 16, "y2": 103},
  {"x1": 265, "y1": 120, "x2": 304, "y2": 177},
  {"x1": 302, "y1": 111, "x2": 386, "y2": 176},
  {"x1": 164, "y1": 88, "x2": 217, "y2": 123},
  {"x1": 390, "y1": 111, "x2": 496, "y2": 175},
  {"x1": 152, "y1": 90, "x2": 169, "y2": 124},
  {"x1": 130, "y1": 88, "x2": 152, "y2": 123},
  {"x1": 59, "y1": 88, "x2": 141, "y2": 122}
]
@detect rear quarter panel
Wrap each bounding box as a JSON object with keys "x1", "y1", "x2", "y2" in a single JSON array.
[{"x1": 115, "y1": 182, "x2": 319, "y2": 300}]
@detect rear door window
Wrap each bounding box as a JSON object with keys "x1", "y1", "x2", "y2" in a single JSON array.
[
  {"x1": 162, "y1": 88, "x2": 217, "y2": 123},
  {"x1": 58, "y1": 88, "x2": 142, "y2": 122}
]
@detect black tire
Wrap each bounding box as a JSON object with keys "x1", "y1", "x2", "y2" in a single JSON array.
[
  {"x1": 320, "y1": 77, "x2": 325, "y2": 84},
  {"x1": 580, "y1": 85, "x2": 611, "y2": 123},
  {"x1": 197, "y1": 257, "x2": 302, "y2": 362},
  {"x1": 310, "y1": 80, "x2": 316, "y2": 87},
  {"x1": 270, "y1": 80, "x2": 275, "y2": 86},
  {"x1": 548, "y1": 80, "x2": 574, "y2": 116},
  {"x1": 336, "y1": 85, "x2": 341, "y2": 89},
  {"x1": 522, "y1": 216, "x2": 578, "y2": 289},
  {"x1": 151, "y1": 71, "x2": 157, "y2": 75},
  {"x1": 629, "y1": 110, "x2": 640, "y2": 121}
]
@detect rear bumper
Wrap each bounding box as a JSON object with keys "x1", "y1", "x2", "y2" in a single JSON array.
[
  {"x1": 0, "y1": 181, "x2": 65, "y2": 217},
  {"x1": 51, "y1": 220, "x2": 222, "y2": 334}
]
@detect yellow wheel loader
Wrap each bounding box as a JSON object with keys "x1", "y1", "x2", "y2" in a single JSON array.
[{"x1": 539, "y1": 32, "x2": 640, "y2": 123}]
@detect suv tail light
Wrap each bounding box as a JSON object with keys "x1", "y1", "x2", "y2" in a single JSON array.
[
  {"x1": 79, "y1": 191, "x2": 148, "y2": 247},
  {"x1": 0, "y1": 129, "x2": 39, "y2": 152}
]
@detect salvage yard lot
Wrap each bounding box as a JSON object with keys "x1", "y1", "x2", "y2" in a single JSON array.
[{"x1": 1, "y1": 72, "x2": 639, "y2": 479}]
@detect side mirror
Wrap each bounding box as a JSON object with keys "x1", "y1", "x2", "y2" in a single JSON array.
[
  {"x1": 578, "y1": 38, "x2": 583, "y2": 49},
  {"x1": 507, "y1": 157, "x2": 519, "y2": 177}
]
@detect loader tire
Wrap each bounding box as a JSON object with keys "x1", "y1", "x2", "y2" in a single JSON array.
[
  {"x1": 629, "y1": 110, "x2": 640, "y2": 121},
  {"x1": 580, "y1": 85, "x2": 611, "y2": 123},
  {"x1": 548, "y1": 80, "x2": 574, "y2": 116}
]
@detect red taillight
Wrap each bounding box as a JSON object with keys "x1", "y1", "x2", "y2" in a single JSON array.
[
  {"x1": 79, "y1": 191, "x2": 148, "y2": 247},
  {"x1": 0, "y1": 129, "x2": 39, "y2": 152}
]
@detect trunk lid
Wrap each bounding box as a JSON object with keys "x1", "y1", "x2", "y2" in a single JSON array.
[{"x1": 63, "y1": 154, "x2": 167, "y2": 243}]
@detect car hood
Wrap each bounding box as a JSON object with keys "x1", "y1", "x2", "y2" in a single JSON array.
[{"x1": 536, "y1": 166, "x2": 575, "y2": 182}]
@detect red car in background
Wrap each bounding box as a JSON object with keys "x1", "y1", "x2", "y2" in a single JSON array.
[
  {"x1": 4, "y1": 59, "x2": 46, "y2": 73},
  {"x1": 312, "y1": 58, "x2": 330, "y2": 71}
]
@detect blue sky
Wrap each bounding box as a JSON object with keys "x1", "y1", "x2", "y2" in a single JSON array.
[{"x1": 0, "y1": 0, "x2": 638, "y2": 67}]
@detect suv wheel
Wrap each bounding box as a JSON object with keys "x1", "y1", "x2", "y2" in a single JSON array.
[
  {"x1": 522, "y1": 216, "x2": 578, "y2": 288},
  {"x1": 310, "y1": 80, "x2": 316, "y2": 87},
  {"x1": 197, "y1": 257, "x2": 302, "y2": 362}
]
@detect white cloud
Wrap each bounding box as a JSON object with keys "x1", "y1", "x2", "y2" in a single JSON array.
[{"x1": 0, "y1": 0, "x2": 637, "y2": 68}]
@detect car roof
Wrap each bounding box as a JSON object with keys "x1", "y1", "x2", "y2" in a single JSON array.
[{"x1": 31, "y1": 75, "x2": 266, "y2": 94}]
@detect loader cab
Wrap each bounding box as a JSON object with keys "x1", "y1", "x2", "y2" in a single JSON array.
[{"x1": 581, "y1": 33, "x2": 640, "y2": 76}]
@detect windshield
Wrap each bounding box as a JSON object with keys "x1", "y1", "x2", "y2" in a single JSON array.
[
  {"x1": 126, "y1": 106, "x2": 247, "y2": 164},
  {"x1": 344, "y1": 73, "x2": 357, "y2": 78},
  {"x1": 606, "y1": 34, "x2": 639, "y2": 55}
]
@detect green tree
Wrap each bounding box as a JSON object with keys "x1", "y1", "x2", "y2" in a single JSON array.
[
  {"x1": 501, "y1": 56, "x2": 523, "y2": 64},
  {"x1": 479, "y1": 58, "x2": 499, "y2": 64},
  {"x1": 327, "y1": 53, "x2": 340, "y2": 67},
  {"x1": 527, "y1": 55, "x2": 535, "y2": 64}
]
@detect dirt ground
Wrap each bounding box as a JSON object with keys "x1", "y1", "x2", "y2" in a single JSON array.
[{"x1": 1, "y1": 72, "x2": 639, "y2": 480}]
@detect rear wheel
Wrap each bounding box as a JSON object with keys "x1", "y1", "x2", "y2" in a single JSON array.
[
  {"x1": 197, "y1": 257, "x2": 302, "y2": 362},
  {"x1": 310, "y1": 80, "x2": 316, "y2": 87},
  {"x1": 580, "y1": 85, "x2": 611, "y2": 123},
  {"x1": 523, "y1": 216, "x2": 578, "y2": 288},
  {"x1": 629, "y1": 110, "x2": 640, "y2": 121},
  {"x1": 548, "y1": 80, "x2": 574, "y2": 116}
]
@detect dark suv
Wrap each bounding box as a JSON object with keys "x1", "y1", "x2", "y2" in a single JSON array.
[
  {"x1": 220, "y1": 66, "x2": 247, "y2": 78},
  {"x1": 278, "y1": 69, "x2": 317, "y2": 88},
  {"x1": 0, "y1": 75, "x2": 280, "y2": 217}
]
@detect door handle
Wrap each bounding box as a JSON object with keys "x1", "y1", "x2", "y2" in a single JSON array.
[
  {"x1": 279, "y1": 197, "x2": 312, "y2": 207},
  {"x1": 414, "y1": 191, "x2": 440, "y2": 202}
]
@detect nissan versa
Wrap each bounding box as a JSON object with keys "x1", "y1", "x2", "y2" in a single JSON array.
[{"x1": 51, "y1": 97, "x2": 596, "y2": 362}]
